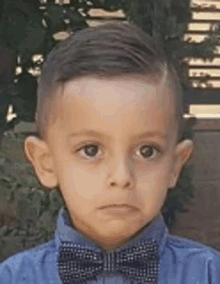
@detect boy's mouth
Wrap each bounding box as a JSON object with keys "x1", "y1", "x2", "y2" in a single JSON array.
[
  {"x1": 99, "y1": 204, "x2": 139, "y2": 216},
  {"x1": 100, "y1": 204, "x2": 137, "y2": 209}
]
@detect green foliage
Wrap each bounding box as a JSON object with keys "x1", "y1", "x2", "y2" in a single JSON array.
[
  {"x1": 0, "y1": 133, "x2": 63, "y2": 261},
  {"x1": 46, "y1": 3, "x2": 66, "y2": 34},
  {"x1": 0, "y1": 170, "x2": 63, "y2": 260},
  {"x1": 0, "y1": 0, "x2": 218, "y2": 87},
  {"x1": 125, "y1": 0, "x2": 219, "y2": 88},
  {"x1": 1, "y1": 1, "x2": 47, "y2": 61},
  {"x1": 99, "y1": 0, "x2": 125, "y2": 11}
]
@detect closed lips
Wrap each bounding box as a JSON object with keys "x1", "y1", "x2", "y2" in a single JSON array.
[{"x1": 100, "y1": 204, "x2": 138, "y2": 210}]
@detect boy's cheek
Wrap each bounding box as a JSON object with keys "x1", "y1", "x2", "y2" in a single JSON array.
[{"x1": 56, "y1": 165, "x2": 103, "y2": 195}]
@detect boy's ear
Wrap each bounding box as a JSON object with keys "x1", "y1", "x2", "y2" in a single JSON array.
[
  {"x1": 24, "y1": 136, "x2": 58, "y2": 189},
  {"x1": 170, "y1": 139, "x2": 194, "y2": 188}
]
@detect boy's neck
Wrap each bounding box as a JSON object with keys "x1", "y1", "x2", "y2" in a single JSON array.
[{"x1": 65, "y1": 209, "x2": 161, "y2": 252}]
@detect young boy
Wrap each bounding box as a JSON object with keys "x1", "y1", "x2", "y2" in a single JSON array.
[{"x1": 0, "y1": 22, "x2": 220, "y2": 284}]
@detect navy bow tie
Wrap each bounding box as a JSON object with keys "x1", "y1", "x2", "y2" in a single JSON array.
[{"x1": 57, "y1": 238, "x2": 160, "y2": 284}]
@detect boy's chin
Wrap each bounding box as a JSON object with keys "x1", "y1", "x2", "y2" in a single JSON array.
[
  {"x1": 93, "y1": 233, "x2": 135, "y2": 251},
  {"x1": 87, "y1": 222, "x2": 147, "y2": 251}
]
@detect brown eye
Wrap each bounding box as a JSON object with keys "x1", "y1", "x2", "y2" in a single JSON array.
[
  {"x1": 76, "y1": 143, "x2": 103, "y2": 161},
  {"x1": 140, "y1": 146, "x2": 154, "y2": 158},
  {"x1": 138, "y1": 145, "x2": 161, "y2": 160},
  {"x1": 84, "y1": 145, "x2": 98, "y2": 157}
]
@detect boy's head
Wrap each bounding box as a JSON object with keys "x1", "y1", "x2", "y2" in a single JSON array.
[
  {"x1": 25, "y1": 22, "x2": 194, "y2": 251},
  {"x1": 36, "y1": 22, "x2": 185, "y2": 142}
]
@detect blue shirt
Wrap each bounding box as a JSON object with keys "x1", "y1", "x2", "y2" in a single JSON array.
[{"x1": 1, "y1": 207, "x2": 220, "y2": 283}]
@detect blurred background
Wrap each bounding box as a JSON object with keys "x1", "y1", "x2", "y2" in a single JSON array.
[{"x1": 1, "y1": 0, "x2": 220, "y2": 262}]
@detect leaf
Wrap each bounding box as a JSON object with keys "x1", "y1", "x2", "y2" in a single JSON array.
[
  {"x1": 16, "y1": 20, "x2": 47, "y2": 59},
  {"x1": 2, "y1": 226, "x2": 13, "y2": 237},
  {"x1": 49, "y1": 190, "x2": 62, "y2": 216},
  {"x1": 65, "y1": 8, "x2": 88, "y2": 29},
  {"x1": 12, "y1": 71, "x2": 37, "y2": 120},
  {"x1": 4, "y1": 8, "x2": 28, "y2": 49},
  {"x1": 46, "y1": 3, "x2": 65, "y2": 34},
  {"x1": 3, "y1": 2, "x2": 47, "y2": 59},
  {"x1": 100, "y1": 0, "x2": 124, "y2": 11}
]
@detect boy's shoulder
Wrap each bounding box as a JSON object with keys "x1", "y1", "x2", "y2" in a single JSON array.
[
  {"x1": 0, "y1": 238, "x2": 59, "y2": 283},
  {"x1": 157, "y1": 233, "x2": 220, "y2": 283},
  {"x1": 166, "y1": 233, "x2": 220, "y2": 258},
  {"x1": 164, "y1": 233, "x2": 220, "y2": 269}
]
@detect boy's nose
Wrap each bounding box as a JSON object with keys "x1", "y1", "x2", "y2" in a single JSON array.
[
  {"x1": 109, "y1": 180, "x2": 131, "y2": 189},
  {"x1": 107, "y1": 157, "x2": 135, "y2": 189}
]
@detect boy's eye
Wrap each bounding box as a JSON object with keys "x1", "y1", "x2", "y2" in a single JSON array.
[
  {"x1": 138, "y1": 145, "x2": 159, "y2": 159},
  {"x1": 75, "y1": 143, "x2": 162, "y2": 161},
  {"x1": 76, "y1": 144, "x2": 102, "y2": 160},
  {"x1": 81, "y1": 144, "x2": 99, "y2": 157}
]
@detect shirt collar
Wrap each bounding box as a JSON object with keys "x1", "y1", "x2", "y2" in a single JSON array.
[{"x1": 54, "y1": 207, "x2": 169, "y2": 257}]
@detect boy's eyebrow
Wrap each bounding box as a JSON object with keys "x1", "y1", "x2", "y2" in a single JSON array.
[{"x1": 69, "y1": 129, "x2": 168, "y2": 141}]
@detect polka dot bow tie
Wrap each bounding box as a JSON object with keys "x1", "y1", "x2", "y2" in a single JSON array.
[{"x1": 57, "y1": 238, "x2": 160, "y2": 284}]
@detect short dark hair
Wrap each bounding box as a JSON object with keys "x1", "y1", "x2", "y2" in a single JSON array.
[{"x1": 36, "y1": 22, "x2": 184, "y2": 141}]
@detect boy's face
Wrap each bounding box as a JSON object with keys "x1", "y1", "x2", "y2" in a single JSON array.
[{"x1": 25, "y1": 76, "x2": 193, "y2": 251}]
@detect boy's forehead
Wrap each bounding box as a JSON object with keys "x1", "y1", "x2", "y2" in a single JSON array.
[
  {"x1": 62, "y1": 75, "x2": 174, "y2": 106},
  {"x1": 51, "y1": 76, "x2": 177, "y2": 139}
]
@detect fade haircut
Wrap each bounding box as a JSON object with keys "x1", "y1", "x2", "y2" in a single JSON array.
[{"x1": 36, "y1": 22, "x2": 184, "y2": 142}]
